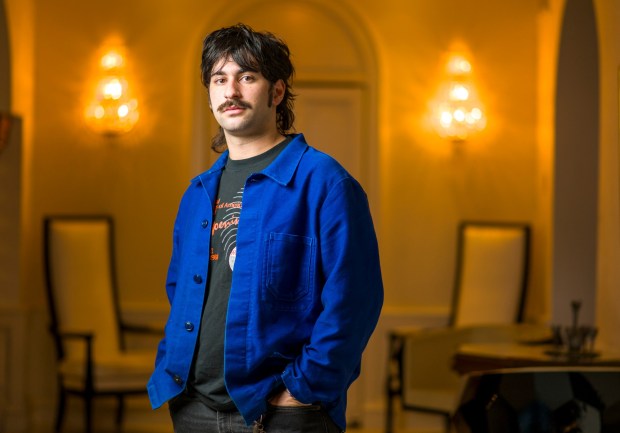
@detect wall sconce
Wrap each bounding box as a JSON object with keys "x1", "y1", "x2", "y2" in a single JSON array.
[
  {"x1": 432, "y1": 54, "x2": 486, "y2": 142},
  {"x1": 85, "y1": 49, "x2": 139, "y2": 135}
]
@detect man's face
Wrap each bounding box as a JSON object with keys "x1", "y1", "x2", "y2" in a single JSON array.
[{"x1": 208, "y1": 57, "x2": 284, "y2": 140}]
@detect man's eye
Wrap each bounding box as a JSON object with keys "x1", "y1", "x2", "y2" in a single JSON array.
[
  {"x1": 241, "y1": 75, "x2": 255, "y2": 82},
  {"x1": 212, "y1": 78, "x2": 225, "y2": 85}
]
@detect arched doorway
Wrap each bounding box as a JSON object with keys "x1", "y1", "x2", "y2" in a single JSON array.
[{"x1": 191, "y1": 0, "x2": 379, "y2": 209}]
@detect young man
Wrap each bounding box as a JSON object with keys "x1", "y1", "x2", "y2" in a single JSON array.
[{"x1": 147, "y1": 24, "x2": 383, "y2": 433}]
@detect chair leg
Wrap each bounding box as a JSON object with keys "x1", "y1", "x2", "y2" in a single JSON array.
[
  {"x1": 385, "y1": 332, "x2": 402, "y2": 433},
  {"x1": 443, "y1": 413, "x2": 451, "y2": 433},
  {"x1": 385, "y1": 390, "x2": 394, "y2": 433},
  {"x1": 55, "y1": 388, "x2": 66, "y2": 433},
  {"x1": 84, "y1": 394, "x2": 93, "y2": 433},
  {"x1": 116, "y1": 395, "x2": 125, "y2": 432}
]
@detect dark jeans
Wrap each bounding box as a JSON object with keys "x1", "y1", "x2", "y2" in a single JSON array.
[{"x1": 169, "y1": 393, "x2": 343, "y2": 433}]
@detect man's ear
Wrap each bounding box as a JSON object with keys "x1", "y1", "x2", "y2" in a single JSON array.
[
  {"x1": 272, "y1": 79, "x2": 286, "y2": 105},
  {"x1": 207, "y1": 93, "x2": 214, "y2": 112}
]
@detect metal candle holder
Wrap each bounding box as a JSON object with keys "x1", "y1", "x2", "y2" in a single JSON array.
[{"x1": 551, "y1": 300, "x2": 598, "y2": 358}]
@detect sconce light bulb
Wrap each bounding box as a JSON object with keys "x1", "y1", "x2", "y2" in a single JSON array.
[
  {"x1": 439, "y1": 110, "x2": 453, "y2": 127},
  {"x1": 118, "y1": 104, "x2": 129, "y2": 118},
  {"x1": 94, "y1": 105, "x2": 105, "y2": 119},
  {"x1": 101, "y1": 51, "x2": 124, "y2": 70},
  {"x1": 453, "y1": 108, "x2": 466, "y2": 123},
  {"x1": 99, "y1": 77, "x2": 125, "y2": 100},
  {"x1": 450, "y1": 84, "x2": 470, "y2": 101},
  {"x1": 447, "y1": 55, "x2": 472, "y2": 75}
]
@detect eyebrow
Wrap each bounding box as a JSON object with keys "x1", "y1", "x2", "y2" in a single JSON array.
[{"x1": 210, "y1": 66, "x2": 258, "y2": 79}]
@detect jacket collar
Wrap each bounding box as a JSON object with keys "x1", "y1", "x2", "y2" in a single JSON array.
[
  {"x1": 261, "y1": 133, "x2": 307, "y2": 186},
  {"x1": 192, "y1": 133, "x2": 308, "y2": 187}
]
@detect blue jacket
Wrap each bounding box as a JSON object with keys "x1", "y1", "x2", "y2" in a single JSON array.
[{"x1": 147, "y1": 134, "x2": 383, "y2": 430}]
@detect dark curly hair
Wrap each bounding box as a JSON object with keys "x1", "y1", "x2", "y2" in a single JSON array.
[{"x1": 201, "y1": 23, "x2": 296, "y2": 152}]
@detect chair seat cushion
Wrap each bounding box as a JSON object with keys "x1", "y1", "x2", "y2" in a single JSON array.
[{"x1": 59, "y1": 351, "x2": 154, "y2": 392}]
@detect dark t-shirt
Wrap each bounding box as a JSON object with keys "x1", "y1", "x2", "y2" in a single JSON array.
[{"x1": 188, "y1": 137, "x2": 290, "y2": 410}]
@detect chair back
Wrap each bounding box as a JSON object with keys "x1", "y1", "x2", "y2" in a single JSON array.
[
  {"x1": 44, "y1": 216, "x2": 123, "y2": 362},
  {"x1": 450, "y1": 221, "x2": 530, "y2": 327}
]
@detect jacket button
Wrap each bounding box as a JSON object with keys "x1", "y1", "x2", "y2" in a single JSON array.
[
  {"x1": 185, "y1": 321, "x2": 194, "y2": 332},
  {"x1": 201, "y1": 220, "x2": 209, "y2": 229},
  {"x1": 173, "y1": 375, "x2": 183, "y2": 385},
  {"x1": 193, "y1": 274, "x2": 203, "y2": 284}
]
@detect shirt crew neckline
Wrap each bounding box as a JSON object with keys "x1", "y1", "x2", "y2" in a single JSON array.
[{"x1": 225, "y1": 136, "x2": 292, "y2": 172}]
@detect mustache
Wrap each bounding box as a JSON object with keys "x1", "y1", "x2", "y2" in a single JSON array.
[{"x1": 217, "y1": 99, "x2": 252, "y2": 112}]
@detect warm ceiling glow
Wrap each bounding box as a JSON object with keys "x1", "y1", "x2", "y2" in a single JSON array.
[
  {"x1": 85, "y1": 47, "x2": 139, "y2": 136},
  {"x1": 432, "y1": 54, "x2": 485, "y2": 142}
]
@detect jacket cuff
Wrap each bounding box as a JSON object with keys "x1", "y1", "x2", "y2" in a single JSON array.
[{"x1": 280, "y1": 367, "x2": 314, "y2": 405}]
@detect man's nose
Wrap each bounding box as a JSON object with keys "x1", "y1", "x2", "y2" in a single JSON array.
[{"x1": 224, "y1": 81, "x2": 241, "y2": 99}]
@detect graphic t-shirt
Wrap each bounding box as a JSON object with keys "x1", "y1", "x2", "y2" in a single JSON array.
[{"x1": 189, "y1": 137, "x2": 290, "y2": 410}]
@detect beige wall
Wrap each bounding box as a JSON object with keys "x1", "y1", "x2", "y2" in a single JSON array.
[
  {"x1": 5, "y1": 0, "x2": 619, "y2": 429},
  {"x1": 365, "y1": 0, "x2": 540, "y2": 313},
  {"x1": 17, "y1": 0, "x2": 542, "y2": 313},
  {"x1": 7, "y1": 0, "x2": 541, "y2": 427},
  {"x1": 25, "y1": 0, "x2": 203, "y2": 311},
  {"x1": 3, "y1": 0, "x2": 542, "y2": 327}
]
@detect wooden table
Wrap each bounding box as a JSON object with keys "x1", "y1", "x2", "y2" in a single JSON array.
[{"x1": 453, "y1": 342, "x2": 620, "y2": 375}]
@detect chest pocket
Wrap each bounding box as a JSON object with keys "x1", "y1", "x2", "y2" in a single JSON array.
[{"x1": 263, "y1": 232, "x2": 315, "y2": 311}]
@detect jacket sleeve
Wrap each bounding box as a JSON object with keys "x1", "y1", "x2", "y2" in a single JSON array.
[{"x1": 281, "y1": 177, "x2": 384, "y2": 404}]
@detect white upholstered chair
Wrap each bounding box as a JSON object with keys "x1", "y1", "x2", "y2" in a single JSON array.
[
  {"x1": 449, "y1": 222, "x2": 530, "y2": 327},
  {"x1": 386, "y1": 221, "x2": 536, "y2": 433},
  {"x1": 43, "y1": 216, "x2": 159, "y2": 433}
]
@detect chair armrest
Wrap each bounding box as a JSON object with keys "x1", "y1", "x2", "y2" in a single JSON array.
[
  {"x1": 121, "y1": 322, "x2": 164, "y2": 336},
  {"x1": 58, "y1": 331, "x2": 94, "y2": 340},
  {"x1": 56, "y1": 331, "x2": 95, "y2": 389}
]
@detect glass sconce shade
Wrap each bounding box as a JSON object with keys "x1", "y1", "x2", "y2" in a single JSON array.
[
  {"x1": 85, "y1": 49, "x2": 139, "y2": 135},
  {"x1": 433, "y1": 55, "x2": 485, "y2": 141}
]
